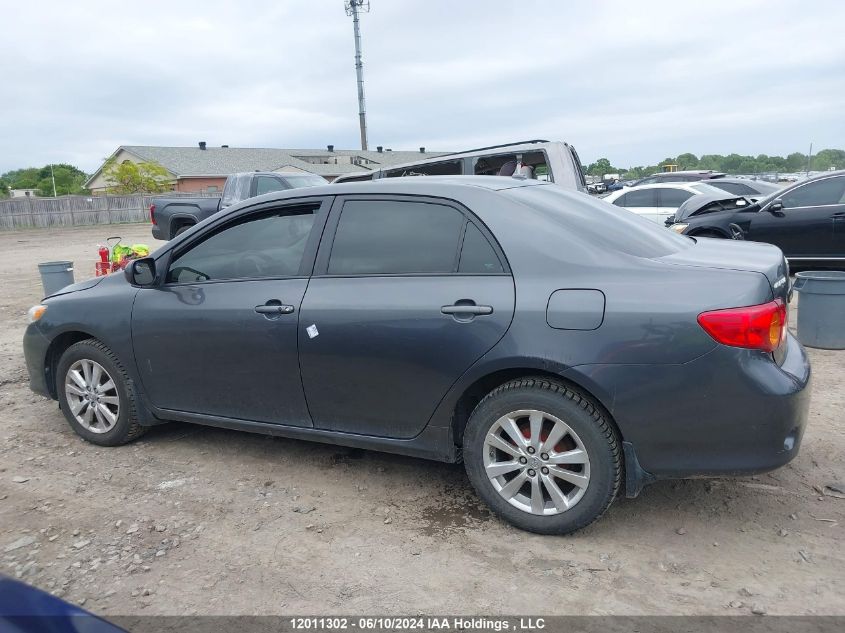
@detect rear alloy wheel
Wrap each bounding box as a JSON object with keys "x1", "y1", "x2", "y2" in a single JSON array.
[
  {"x1": 483, "y1": 409, "x2": 591, "y2": 515},
  {"x1": 57, "y1": 339, "x2": 146, "y2": 446},
  {"x1": 463, "y1": 378, "x2": 621, "y2": 535}
]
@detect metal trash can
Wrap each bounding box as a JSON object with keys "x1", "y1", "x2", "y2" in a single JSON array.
[
  {"x1": 793, "y1": 270, "x2": 845, "y2": 350},
  {"x1": 37, "y1": 261, "x2": 75, "y2": 297}
]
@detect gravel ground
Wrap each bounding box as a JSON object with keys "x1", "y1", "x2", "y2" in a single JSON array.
[{"x1": 0, "y1": 223, "x2": 843, "y2": 616}]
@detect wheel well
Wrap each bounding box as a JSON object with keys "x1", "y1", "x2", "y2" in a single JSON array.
[
  {"x1": 689, "y1": 228, "x2": 726, "y2": 238},
  {"x1": 45, "y1": 331, "x2": 95, "y2": 398},
  {"x1": 451, "y1": 368, "x2": 622, "y2": 446},
  {"x1": 170, "y1": 216, "x2": 195, "y2": 234}
]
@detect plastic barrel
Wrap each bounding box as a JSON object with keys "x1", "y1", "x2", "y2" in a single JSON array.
[
  {"x1": 37, "y1": 261, "x2": 75, "y2": 297},
  {"x1": 793, "y1": 270, "x2": 845, "y2": 350}
]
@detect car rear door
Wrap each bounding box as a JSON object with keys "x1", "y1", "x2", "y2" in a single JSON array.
[
  {"x1": 656, "y1": 187, "x2": 695, "y2": 225},
  {"x1": 297, "y1": 195, "x2": 515, "y2": 439},
  {"x1": 131, "y1": 197, "x2": 330, "y2": 426},
  {"x1": 614, "y1": 188, "x2": 659, "y2": 222},
  {"x1": 748, "y1": 175, "x2": 845, "y2": 257}
]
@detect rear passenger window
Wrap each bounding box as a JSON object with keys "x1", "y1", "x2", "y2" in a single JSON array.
[
  {"x1": 459, "y1": 223, "x2": 503, "y2": 273},
  {"x1": 658, "y1": 188, "x2": 694, "y2": 207},
  {"x1": 328, "y1": 200, "x2": 464, "y2": 275},
  {"x1": 619, "y1": 189, "x2": 656, "y2": 207},
  {"x1": 255, "y1": 176, "x2": 288, "y2": 196}
]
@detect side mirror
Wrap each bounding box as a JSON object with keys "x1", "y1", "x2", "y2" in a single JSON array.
[
  {"x1": 767, "y1": 199, "x2": 785, "y2": 215},
  {"x1": 124, "y1": 257, "x2": 156, "y2": 287}
]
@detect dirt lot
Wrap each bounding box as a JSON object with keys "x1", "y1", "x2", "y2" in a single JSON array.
[{"x1": 0, "y1": 223, "x2": 843, "y2": 616}]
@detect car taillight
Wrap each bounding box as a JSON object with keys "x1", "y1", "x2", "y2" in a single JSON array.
[
  {"x1": 697, "y1": 299, "x2": 787, "y2": 353},
  {"x1": 149, "y1": 204, "x2": 156, "y2": 225}
]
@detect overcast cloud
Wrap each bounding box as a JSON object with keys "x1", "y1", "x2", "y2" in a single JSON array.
[{"x1": 1, "y1": 0, "x2": 844, "y2": 173}]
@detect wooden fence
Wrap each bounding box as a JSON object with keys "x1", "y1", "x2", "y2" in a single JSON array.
[{"x1": 0, "y1": 192, "x2": 221, "y2": 230}]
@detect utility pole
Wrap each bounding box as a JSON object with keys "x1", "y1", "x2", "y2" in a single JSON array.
[
  {"x1": 345, "y1": 0, "x2": 370, "y2": 150},
  {"x1": 806, "y1": 142, "x2": 813, "y2": 175},
  {"x1": 50, "y1": 164, "x2": 57, "y2": 197}
]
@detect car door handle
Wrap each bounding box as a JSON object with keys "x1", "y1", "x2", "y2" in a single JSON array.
[
  {"x1": 441, "y1": 304, "x2": 493, "y2": 316},
  {"x1": 255, "y1": 303, "x2": 294, "y2": 315}
]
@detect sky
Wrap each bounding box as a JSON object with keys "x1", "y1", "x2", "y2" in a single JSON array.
[{"x1": 1, "y1": 0, "x2": 844, "y2": 174}]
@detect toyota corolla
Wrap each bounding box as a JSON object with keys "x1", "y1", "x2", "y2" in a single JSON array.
[{"x1": 23, "y1": 177, "x2": 811, "y2": 534}]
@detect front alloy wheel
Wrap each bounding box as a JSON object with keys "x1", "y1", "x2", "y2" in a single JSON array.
[
  {"x1": 64, "y1": 359, "x2": 120, "y2": 433},
  {"x1": 56, "y1": 339, "x2": 146, "y2": 446}
]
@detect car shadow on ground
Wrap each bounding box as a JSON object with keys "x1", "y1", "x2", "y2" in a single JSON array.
[{"x1": 135, "y1": 419, "x2": 804, "y2": 539}]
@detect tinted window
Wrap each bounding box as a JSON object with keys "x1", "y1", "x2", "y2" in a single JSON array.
[
  {"x1": 658, "y1": 188, "x2": 694, "y2": 207},
  {"x1": 619, "y1": 189, "x2": 656, "y2": 207},
  {"x1": 280, "y1": 174, "x2": 327, "y2": 188},
  {"x1": 459, "y1": 223, "x2": 504, "y2": 273},
  {"x1": 710, "y1": 181, "x2": 757, "y2": 196},
  {"x1": 782, "y1": 177, "x2": 845, "y2": 208},
  {"x1": 505, "y1": 185, "x2": 691, "y2": 258},
  {"x1": 612, "y1": 193, "x2": 628, "y2": 207},
  {"x1": 386, "y1": 160, "x2": 462, "y2": 177},
  {"x1": 167, "y1": 206, "x2": 317, "y2": 283},
  {"x1": 328, "y1": 200, "x2": 464, "y2": 275},
  {"x1": 255, "y1": 176, "x2": 289, "y2": 196}
]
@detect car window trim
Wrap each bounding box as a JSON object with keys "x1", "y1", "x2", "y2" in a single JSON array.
[
  {"x1": 158, "y1": 196, "x2": 332, "y2": 287},
  {"x1": 312, "y1": 194, "x2": 511, "y2": 278},
  {"x1": 779, "y1": 175, "x2": 845, "y2": 209}
]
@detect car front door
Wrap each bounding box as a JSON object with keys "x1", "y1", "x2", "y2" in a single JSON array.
[
  {"x1": 748, "y1": 175, "x2": 845, "y2": 257},
  {"x1": 297, "y1": 196, "x2": 516, "y2": 439},
  {"x1": 131, "y1": 198, "x2": 329, "y2": 425}
]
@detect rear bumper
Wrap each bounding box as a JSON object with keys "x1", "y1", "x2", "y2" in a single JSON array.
[
  {"x1": 23, "y1": 323, "x2": 52, "y2": 398},
  {"x1": 151, "y1": 224, "x2": 166, "y2": 241},
  {"x1": 568, "y1": 332, "x2": 811, "y2": 480}
]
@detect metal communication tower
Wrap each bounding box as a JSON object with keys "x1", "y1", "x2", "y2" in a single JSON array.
[{"x1": 344, "y1": 0, "x2": 370, "y2": 150}]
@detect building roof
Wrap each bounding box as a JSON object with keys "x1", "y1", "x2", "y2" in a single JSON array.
[{"x1": 84, "y1": 145, "x2": 449, "y2": 187}]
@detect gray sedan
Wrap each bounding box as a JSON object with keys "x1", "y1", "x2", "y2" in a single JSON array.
[{"x1": 23, "y1": 177, "x2": 810, "y2": 534}]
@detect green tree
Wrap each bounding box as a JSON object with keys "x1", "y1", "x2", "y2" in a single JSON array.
[
  {"x1": 1, "y1": 164, "x2": 90, "y2": 197},
  {"x1": 102, "y1": 159, "x2": 172, "y2": 194},
  {"x1": 586, "y1": 157, "x2": 615, "y2": 177},
  {"x1": 34, "y1": 164, "x2": 89, "y2": 196},
  {"x1": 675, "y1": 153, "x2": 699, "y2": 170}
]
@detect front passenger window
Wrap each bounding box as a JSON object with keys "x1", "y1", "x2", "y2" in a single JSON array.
[
  {"x1": 781, "y1": 177, "x2": 845, "y2": 208},
  {"x1": 166, "y1": 206, "x2": 317, "y2": 283}
]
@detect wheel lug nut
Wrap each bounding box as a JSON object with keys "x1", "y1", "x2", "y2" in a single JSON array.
[
  {"x1": 541, "y1": 453, "x2": 549, "y2": 460},
  {"x1": 541, "y1": 467, "x2": 549, "y2": 475},
  {"x1": 519, "y1": 457, "x2": 527, "y2": 464},
  {"x1": 527, "y1": 447, "x2": 535, "y2": 454},
  {"x1": 527, "y1": 469, "x2": 536, "y2": 477}
]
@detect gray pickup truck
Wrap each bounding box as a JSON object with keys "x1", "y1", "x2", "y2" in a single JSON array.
[{"x1": 150, "y1": 171, "x2": 326, "y2": 240}]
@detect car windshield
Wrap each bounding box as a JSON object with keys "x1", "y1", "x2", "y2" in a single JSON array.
[
  {"x1": 505, "y1": 184, "x2": 692, "y2": 258},
  {"x1": 689, "y1": 183, "x2": 731, "y2": 196},
  {"x1": 281, "y1": 174, "x2": 327, "y2": 188}
]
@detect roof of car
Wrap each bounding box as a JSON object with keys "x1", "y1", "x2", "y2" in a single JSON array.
[{"x1": 249, "y1": 175, "x2": 549, "y2": 203}]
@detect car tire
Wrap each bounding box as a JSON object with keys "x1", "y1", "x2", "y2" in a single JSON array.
[
  {"x1": 174, "y1": 224, "x2": 193, "y2": 237},
  {"x1": 463, "y1": 377, "x2": 621, "y2": 535},
  {"x1": 56, "y1": 339, "x2": 147, "y2": 446}
]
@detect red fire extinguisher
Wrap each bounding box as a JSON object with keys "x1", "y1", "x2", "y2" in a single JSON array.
[{"x1": 98, "y1": 245, "x2": 109, "y2": 263}]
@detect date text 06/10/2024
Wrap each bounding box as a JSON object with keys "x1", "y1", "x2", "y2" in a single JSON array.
[{"x1": 289, "y1": 617, "x2": 546, "y2": 630}]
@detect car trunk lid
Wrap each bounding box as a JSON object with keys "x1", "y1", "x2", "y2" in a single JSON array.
[{"x1": 656, "y1": 236, "x2": 790, "y2": 305}]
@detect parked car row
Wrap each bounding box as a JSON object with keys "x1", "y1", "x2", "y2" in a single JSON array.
[{"x1": 668, "y1": 170, "x2": 845, "y2": 265}]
